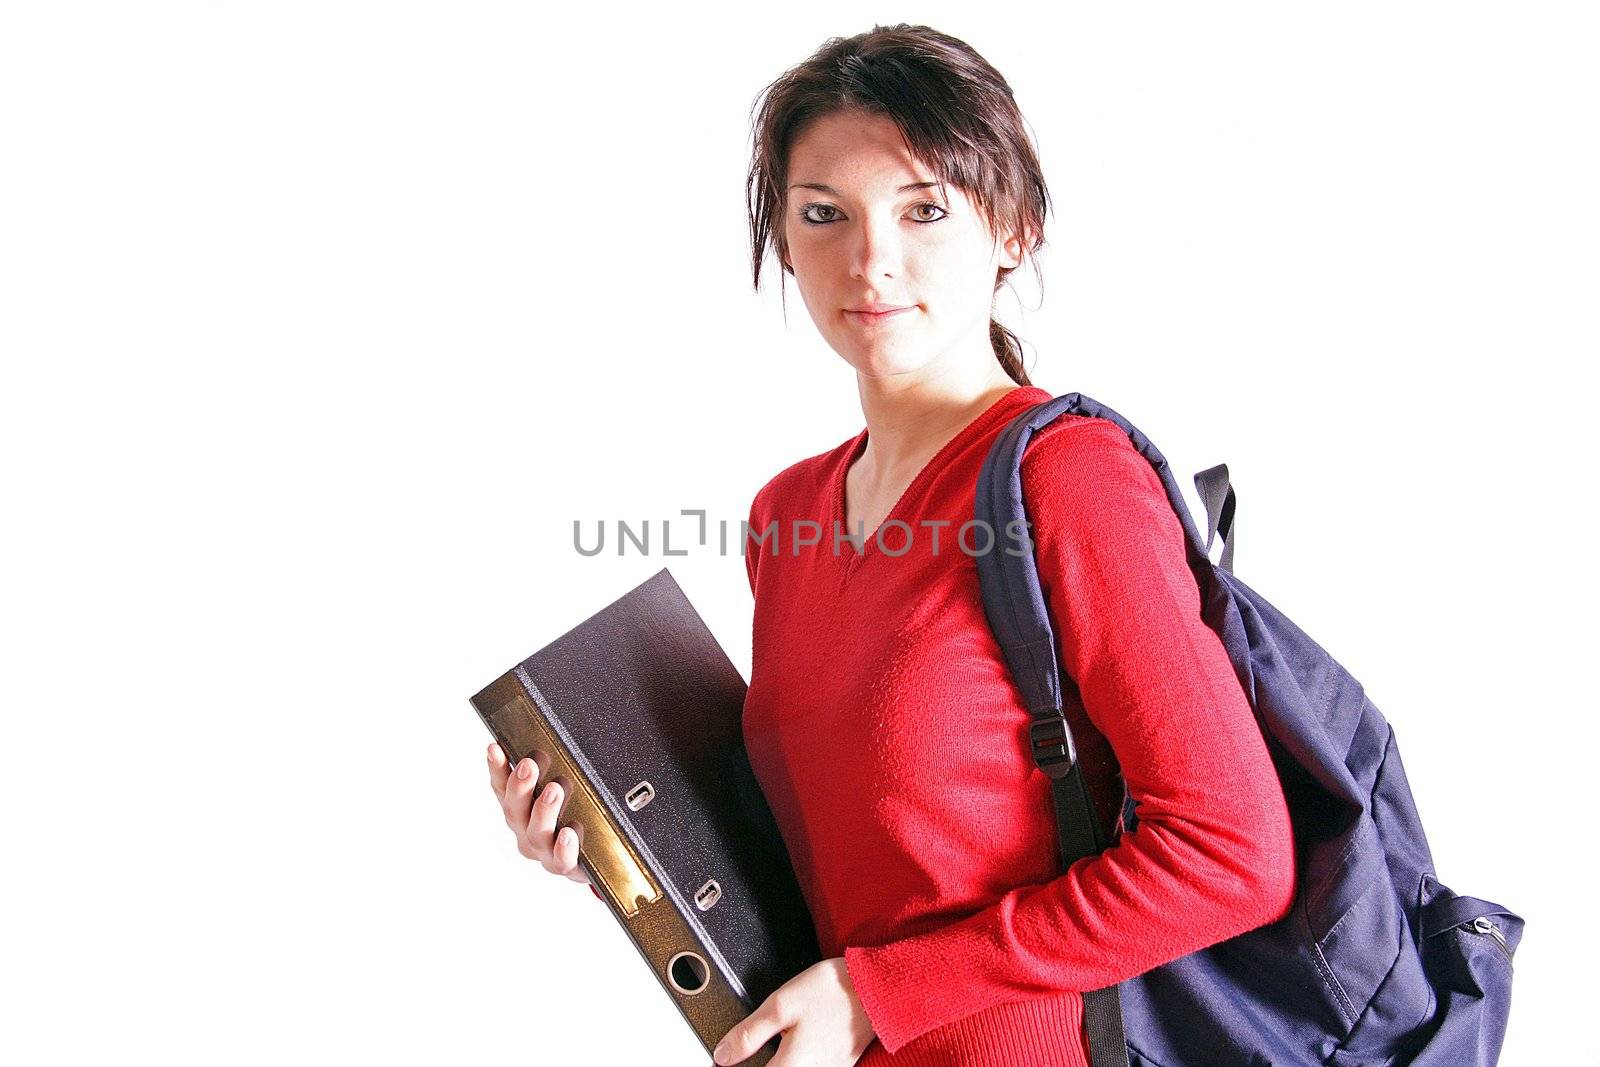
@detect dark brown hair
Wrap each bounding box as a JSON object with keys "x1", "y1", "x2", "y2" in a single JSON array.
[{"x1": 746, "y1": 24, "x2": 1051, "y2": 386}]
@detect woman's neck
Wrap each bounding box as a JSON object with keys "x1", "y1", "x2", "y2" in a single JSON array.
[{"x1": 851, "y1": 360, "x2": 1024, "y2": 493}]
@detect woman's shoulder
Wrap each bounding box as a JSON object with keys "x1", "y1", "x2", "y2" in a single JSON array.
[
  {"x1": 1018, "y1": 413, "x2": 1157, "y2": 490},
  {"x1": 1015, "y1": 412, "x2": 1175, "y2": 543}
]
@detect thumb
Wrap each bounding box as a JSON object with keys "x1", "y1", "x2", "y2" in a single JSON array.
[{"x1": 712, "y1": 995, "x2": 788, "y2": 1065}]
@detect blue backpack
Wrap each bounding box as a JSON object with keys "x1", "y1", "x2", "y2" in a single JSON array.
[{"x1": 974, "y1": 392, "x2": 1523, "y2": 1067}]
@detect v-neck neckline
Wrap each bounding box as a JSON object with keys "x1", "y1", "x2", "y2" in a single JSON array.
[{"x1": 830, "y1": 387, "x2": 1043, "y2": 577}]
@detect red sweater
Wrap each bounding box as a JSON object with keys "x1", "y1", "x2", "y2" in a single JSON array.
[{"x1": 737, "y1": 386, "x2": 1297, "y2": 1066}]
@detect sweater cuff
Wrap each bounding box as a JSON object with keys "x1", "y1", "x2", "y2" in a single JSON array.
[
  {"x1": 843, "y1": 944, "x2": 902, "y2": 1052},
  {"x1": 844, "y1": 936, "x2": 987, "y2": 1054}
]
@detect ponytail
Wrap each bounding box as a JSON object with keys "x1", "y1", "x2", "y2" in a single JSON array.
[{"x1": 989, "y1": 318, "x2": 1032, "y2": 387}]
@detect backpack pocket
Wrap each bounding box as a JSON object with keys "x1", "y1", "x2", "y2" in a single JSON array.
[
  {"x1": 1318, "y1": 864, "x2": 1433, "y2": 1064},
  {"x1": 1304, "y1": 818, "x2": 1428, "y2": 1023},
  {"x1": 1398, "y1": 872, "x2": 1523, "y2": 1066},
  {"x1": 1419, "y1": 872, "x2": 1521, "y2": 970}
]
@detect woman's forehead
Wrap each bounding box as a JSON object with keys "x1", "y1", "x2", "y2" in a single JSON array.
[{"x1": 789, "y1": 111, "x2": 931, "y2": 180}]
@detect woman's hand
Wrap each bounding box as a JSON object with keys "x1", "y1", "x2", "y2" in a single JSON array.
[
  {"x1": 486, "y1": 742, "x2": 589, "y2": 884},
  {"x1": 711, "y1": 957, "x2": 875, "y2": 1066}
]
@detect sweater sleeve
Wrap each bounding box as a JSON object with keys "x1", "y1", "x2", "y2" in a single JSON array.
[{"x1": 841, "y1": 417, "x2": 1297, "y2": 1053}]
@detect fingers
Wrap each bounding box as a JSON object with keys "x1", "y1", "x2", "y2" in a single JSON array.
[
  {"x1": 552, "y1": 821, "x2": 587, "y2": 882},
  {"x1": 501, "y1": 753, "x2": 540, "y2": 840},
  {"x1": 528, "y1": 780, "x2": 579, "y2": 870},
  {"x1": 713, "y1": 994, "x2": 789, "y2": 1066},
  {"x1": 526, "y1": 775, "x2": 560, "y2": 835},
  {"x1": 486, "y1": 742, "x2": 510, "y2": 799},
  {"x1": 485, "y1": 744, "x2": 588, "y2": 882}
]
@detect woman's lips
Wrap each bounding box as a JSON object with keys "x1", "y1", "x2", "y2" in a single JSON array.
[{"x1": 844, "y1": 306, "x2": 915, "y2": 325}]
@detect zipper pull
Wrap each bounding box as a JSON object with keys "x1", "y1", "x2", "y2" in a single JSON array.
[{"x1": 1470, "y1": 915, "x2": 1509, "y2": 951}]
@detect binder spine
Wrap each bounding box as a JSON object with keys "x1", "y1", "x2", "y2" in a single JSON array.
[{"x1": 471, "y1": 669, "x2": 776, "y2": 1065}]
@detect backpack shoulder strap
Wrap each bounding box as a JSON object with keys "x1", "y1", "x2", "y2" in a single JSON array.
[
  {"x1": 973, "y1": 394, "x2": 1113, "y2": 857},
  {"x1": 974, "y1": 391, "x2": 1132, "y2": 1067}
]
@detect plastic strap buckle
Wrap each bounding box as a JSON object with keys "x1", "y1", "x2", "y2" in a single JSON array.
[{"x1": 1030, "y1": 714, "x2": 1077, "y2": 779}]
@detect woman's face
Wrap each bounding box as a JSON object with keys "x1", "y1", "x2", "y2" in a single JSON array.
[{"x1": 782, "y1": 109, "x2": 1022, "y2": 381}]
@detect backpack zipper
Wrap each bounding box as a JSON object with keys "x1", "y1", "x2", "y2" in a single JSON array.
[{"x1": 1462, "y1": 916, "x2": 1513, "y2": 965}]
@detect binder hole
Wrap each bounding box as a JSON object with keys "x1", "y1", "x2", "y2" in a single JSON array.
[{"x1": 666, "y1": 951, "x2": 709, "y2": 995}]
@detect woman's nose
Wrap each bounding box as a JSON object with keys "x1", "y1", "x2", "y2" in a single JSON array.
[{"x1": 849, "y1": 215, "x2": 903, "y2": 280}]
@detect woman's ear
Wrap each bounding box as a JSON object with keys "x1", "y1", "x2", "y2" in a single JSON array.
[{"x1": 998, "y1": 224, "x2": 1034, "y2": 271}]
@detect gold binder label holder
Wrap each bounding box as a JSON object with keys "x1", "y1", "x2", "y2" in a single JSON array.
[{"x1": 488, "y1": 692, "x2": 662, "y2": 918}]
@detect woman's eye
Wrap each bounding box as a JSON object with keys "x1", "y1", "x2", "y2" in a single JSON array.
[
  {"x1": 800, "y1": 204, "x2": 840, "y2": 224},
  {"x1": 798, "y1": 202, "x2": 948, "y2": 225}
]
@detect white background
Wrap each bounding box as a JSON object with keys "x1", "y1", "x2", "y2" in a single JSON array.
[{"x1": 3, "y1": 2, "x2": 1594, "y2": 1064}]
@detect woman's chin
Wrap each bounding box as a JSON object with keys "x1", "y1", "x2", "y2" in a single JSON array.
[{"x1": 844, "y1": 353, "x2": 940, "y2": 380}]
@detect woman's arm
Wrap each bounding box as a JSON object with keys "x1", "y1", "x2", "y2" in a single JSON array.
[{"x1": 841, "y1": 417, "x2": 1297, "y2": 1054}]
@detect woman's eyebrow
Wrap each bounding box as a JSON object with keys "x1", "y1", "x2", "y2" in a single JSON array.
[{"x1": 788, "y1": 181, "x2": 942, "y2": 195}]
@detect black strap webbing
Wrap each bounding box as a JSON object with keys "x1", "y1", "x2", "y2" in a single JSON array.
[{"x1": 1036, "y1": 704, "x2": 1131, "y2": 1067}]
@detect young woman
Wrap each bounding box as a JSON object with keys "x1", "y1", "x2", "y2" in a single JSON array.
[{"x1": 487, "y1": 24, "x2": 1296, "y2": 1067}]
